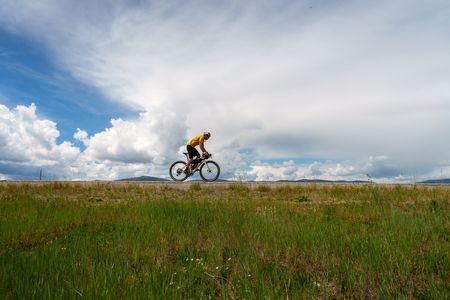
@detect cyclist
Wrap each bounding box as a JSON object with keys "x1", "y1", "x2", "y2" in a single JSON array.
[{"x1": 185, "y1": 132, "x2": 211, "y2": 174}]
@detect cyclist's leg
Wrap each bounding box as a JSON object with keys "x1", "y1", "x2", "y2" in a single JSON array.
[
  {"x1": 192, "y1": 154, "x2": 201, "y2": 170},
  {"x1": 185, "y1": 157, "x2": 193, "y2": 174},
  {"x1": 192, "y1": 147, "x2": 201, "y2": 169},
  {"x1": 186, "y1": 145, "x2": 199, "y2": 174}
]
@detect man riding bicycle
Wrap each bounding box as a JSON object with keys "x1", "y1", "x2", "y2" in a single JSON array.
[{"x1": 185, "y1": 132, "x2": 211, "y2": 174}]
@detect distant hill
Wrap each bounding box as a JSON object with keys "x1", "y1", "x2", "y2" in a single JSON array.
[
  {"x1": 419, "y1": 178, "x2": 450, "y2": 184},
  {"x1": 187, "y1": 178, "x2": 229, "y2": 182},
  {"x1": 276, "y1": 179, "x2": 371, "y2": 184},
  {"x1": 117, "y1": 176, "x2": 170, "y2": 182}
]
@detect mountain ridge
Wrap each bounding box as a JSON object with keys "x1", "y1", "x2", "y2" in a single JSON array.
[
  {"x1": 418, "y1": 178, "x2": 450, "y2": 184},
  {"x1": 116, "y1": 176, "x2": 170, "y2": 182},
  {"x1": 116, "y1": 176, "x2": 450, "y2": 184}
]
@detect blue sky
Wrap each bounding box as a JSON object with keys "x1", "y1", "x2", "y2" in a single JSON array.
[
  {"x1": 0, "y1": 28, "x2": 136, "y2": 146},
  {"x1": 0, "y1": 0, "x2": 449, "y2": 181}
]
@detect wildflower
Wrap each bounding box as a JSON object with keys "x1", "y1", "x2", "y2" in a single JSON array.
[
  {"x1": 61, "y1": 247, "x2": 66, "y2": 250},
  {"x1": 215, "y1": 267, "x2": 219, "y2": 270},
  {"x1": 196, "y1": 258, "x2": 204, "y2": 266}
]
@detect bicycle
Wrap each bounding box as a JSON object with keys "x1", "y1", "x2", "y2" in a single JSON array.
[{"x1": 169, "y1": 153, "x2": 221, "y2": 182}]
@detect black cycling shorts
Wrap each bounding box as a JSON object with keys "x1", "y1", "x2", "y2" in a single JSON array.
[{"x1": 186, "y1": 145, "x2": 200, "y2": 159}]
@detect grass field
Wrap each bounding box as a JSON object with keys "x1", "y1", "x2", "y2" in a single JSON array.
[{"x1": 1, "y1": 182, "x2": 449, "y2": 299}]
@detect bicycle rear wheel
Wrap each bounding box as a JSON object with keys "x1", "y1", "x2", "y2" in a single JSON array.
[
  {"x1": 199, "y1": 161, "x2": 220, "y2": 182},
  {"x1": 169, "y1": 161, "x2": 189, "y2": 181}
]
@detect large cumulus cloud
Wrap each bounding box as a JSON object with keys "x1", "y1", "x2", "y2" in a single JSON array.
[
  {"x1": 0, "y1": 103, "x2": 79, "y2": 179},
  {"x1": 0, "y1": 103, "x2": 185, "y2": 180}
]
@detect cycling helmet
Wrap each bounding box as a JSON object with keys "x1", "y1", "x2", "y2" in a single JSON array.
[{"x1": 204, "y1": 132, "x2": 211, "y2": 138}]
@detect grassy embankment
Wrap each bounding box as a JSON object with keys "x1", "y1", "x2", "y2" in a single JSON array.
[{"x1": 1, "y1": 182, "x2": 449, "y2": 299}]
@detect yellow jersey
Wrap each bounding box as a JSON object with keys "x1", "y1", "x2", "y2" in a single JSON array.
[{"x1": 188, "y1": 135, "x2": 205, "y2": 147}]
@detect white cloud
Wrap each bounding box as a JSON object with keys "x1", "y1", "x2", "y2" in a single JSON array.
[
  {"x1": 73, "y1": 128, "x2": 88, "y2": 145},
  {"x1": 75, "y1": 108, "x2": 187, "y2": 179},
  {"x1": 0, "y1": 103, "x2": 185, "y2": 180},
  {"x1": 244, "y1": 156, "x2": 432, "y2": 182},
  {"x1": 1, "y1": 1, "x2": 450, "y2": 180},
  {"x1": 0, "y1": 103, "x2": 79, "y2": 178}
]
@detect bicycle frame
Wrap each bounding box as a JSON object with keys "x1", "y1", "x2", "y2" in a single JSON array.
[{"x1": 183, "y1": 153, "x2": 212, "y2": 175}]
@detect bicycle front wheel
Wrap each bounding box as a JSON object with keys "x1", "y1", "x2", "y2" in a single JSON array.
[
  {"x1": 200, "y1": 161, "x2": 220, "y2": 182},
  {"x1": 169, "y1": 161, "x2": 189, "y2": 182}
]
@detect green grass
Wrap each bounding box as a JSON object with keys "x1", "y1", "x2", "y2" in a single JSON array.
[{"x1": 1, "y1": 182, "x2": 449, "y2": 299}]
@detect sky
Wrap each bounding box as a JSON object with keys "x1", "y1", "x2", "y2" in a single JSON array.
[{"x1": 0, "y1": 0, "x2": 449, "y2": 181}]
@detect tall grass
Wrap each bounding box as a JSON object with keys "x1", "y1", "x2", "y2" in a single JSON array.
[{"x1": 1, "y1": 182, "x2": 449, "y2": 299}]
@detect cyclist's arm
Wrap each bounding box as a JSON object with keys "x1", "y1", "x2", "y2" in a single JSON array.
[{"x1": 199, "y1": 142, "x2": 208, "y2": 154}]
